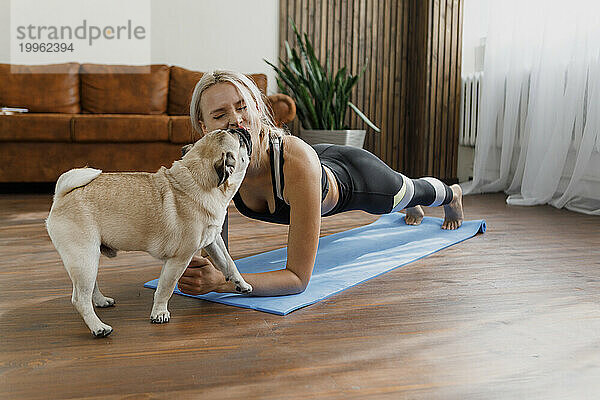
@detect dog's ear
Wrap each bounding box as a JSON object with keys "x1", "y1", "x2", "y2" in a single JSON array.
[
  {"x1": 181, "y1": 144, "x2": 194, "y2": 157},
  {"x1": 214, "y1": 152, "x2": 236, "y2": 186}
]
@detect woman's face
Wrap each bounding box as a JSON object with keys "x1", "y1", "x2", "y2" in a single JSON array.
[{"x1": 199, "y1": 82, "x2": 250, "y2": 133}]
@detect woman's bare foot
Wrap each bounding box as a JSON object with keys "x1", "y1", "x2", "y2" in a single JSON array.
[
  {"x1": 404, "y1": 205, "x2": 424, "y2": 225},
  {"x1": 442, "y1": 184, "x2": 464, "y2": 230}
]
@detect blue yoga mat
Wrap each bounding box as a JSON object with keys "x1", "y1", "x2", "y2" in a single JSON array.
[{"x1": 144, "y1": 213, "x2": 486, "y2": 315}]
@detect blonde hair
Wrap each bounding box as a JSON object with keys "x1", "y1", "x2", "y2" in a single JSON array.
[{"x1": 190, "y1": 70, "x2": 287, "y2": 167}]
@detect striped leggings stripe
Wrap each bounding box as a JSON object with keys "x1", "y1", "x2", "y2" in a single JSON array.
[{"x1": 392, "y1": 175, "x2": 453, "y2": 212}]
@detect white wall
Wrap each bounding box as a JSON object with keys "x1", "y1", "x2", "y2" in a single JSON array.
[
  {"x1": 150, "y1": 0, "x2": 280, "y2": 93},
  {"x1": 0, "y1": 1, "x2": 9, "y2": 60},
  {"x1": 461, "y1": 0, "x2": 490, "y2": 76},
  {"x1": 0, "y1": 0, "x2": 280, "y2": 94},
  {"x1": 459, "y1": 0, "x2": 491, "y2": 182}
]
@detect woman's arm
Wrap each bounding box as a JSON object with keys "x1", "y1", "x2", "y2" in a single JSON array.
[
  {"x1": 223, "y1": 136, "x2": 322, "y2": 296},
  {"x1": 178, "y1": 136, "x2": 323, "y2": 296}
]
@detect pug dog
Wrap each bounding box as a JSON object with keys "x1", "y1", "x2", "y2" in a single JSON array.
[{"x1": 46, "y1": 128, "x2": 253, "y2": 338}]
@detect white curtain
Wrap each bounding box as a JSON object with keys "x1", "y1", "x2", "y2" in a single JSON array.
[{"x1": 462, "y1": 0, "x2": 600, "y2": 215}]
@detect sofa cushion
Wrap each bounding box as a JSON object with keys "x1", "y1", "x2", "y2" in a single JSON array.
[
  {"x1": 80, "y1": 64, "x2": 170, "y2": 114},
  {"x1": 73, "y1": 115, "x2": 169, "y2": 142},
  {"x1": 0, "y1": 63, "x2": 80, "y2": 113},
  {"x1": 167, "y1": 66, "x2": 268, "y2": 115},
  {"x1": 0, "y1": 142, "x2": 183, "y2": 182},
  {"x1": 0, "y1": 113, "x2": 72, "y2": 142},
  {"x1": 169, "y1": 116, "x2": 204, "y2": 144}
]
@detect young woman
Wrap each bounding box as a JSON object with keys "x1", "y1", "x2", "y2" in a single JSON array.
[{"x1": 177, "y1": 70, "x2": 464, "y2": 297}]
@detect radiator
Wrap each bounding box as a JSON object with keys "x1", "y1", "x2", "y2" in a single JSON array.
[{"x1": 459, "y1": 72, "x2": 483, "y2": 147}]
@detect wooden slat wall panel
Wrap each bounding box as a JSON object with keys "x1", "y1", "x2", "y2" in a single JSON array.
[
  {"x1": 278, "y1": 0, "x2": 462, "y2": 182},
  {"x1": 407, "y1": 0, "x2": 463, "y2": 181},
  {"x1": 452, "y1": 0, "x2": 463, "y2": 178}
]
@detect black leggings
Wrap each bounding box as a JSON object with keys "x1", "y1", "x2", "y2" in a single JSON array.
[{"x1": 313, "y1": 144, "x2": 454, "y2": 216}]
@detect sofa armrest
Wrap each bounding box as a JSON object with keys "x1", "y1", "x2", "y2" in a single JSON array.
[{"x1": 267, "y1": 93, "x2": 296, "y2": 127}]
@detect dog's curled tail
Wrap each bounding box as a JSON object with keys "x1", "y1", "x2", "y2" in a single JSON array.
[{"x1": 54, "y1": 167, "x2": 102, "y2": 200}]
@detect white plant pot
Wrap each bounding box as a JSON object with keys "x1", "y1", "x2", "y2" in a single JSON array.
[{"x1": 299, "y1": 128, "x2": 366, "y2": 148}]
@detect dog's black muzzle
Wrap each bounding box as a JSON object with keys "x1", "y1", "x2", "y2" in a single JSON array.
[{"x1": 228, "y1": 127, "x2": 253, "y2": 157}]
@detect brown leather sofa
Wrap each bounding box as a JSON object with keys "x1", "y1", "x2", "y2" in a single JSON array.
[{"x1": 0, "y1": 63, "x2": 296, "y2": 183}]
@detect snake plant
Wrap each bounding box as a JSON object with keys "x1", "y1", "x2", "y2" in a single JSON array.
[{"x1": 265, "y1": 19, "x2": 380, "y2": 132}]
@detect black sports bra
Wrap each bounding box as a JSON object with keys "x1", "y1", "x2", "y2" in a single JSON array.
[{"x1": 232, "y1": 136, "x2": 328, "y2": 225}]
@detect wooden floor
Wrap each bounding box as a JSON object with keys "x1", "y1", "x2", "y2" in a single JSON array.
[{"x1": 1, "y1": 192, "x2": 599, "y2": 399}]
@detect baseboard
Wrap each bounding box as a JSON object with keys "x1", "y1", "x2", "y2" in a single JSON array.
[
  {"x1": 0, "y1": 182, "x2": 54, "y2": 194},
  {"x1": 442, "y1": 177, "x2": 459, "y2": 185}
]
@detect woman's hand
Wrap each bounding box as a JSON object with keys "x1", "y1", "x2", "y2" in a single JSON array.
[{"x1": 178, "y1": 255, "x2": 227, "y2": 295}]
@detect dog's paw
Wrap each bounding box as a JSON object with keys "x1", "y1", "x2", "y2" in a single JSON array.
[
  {"x1": 234, "y1": 280, "x2": 252, "y2": 294},
  {"x1": 94, "y1": 296, "x2": 115, "y2": 308},
  {"x1": 91, "y1": 323, "x2": 113, "y2": 338},
  {"x1": 150, "y1": 310, "x2": 171, "y2": 324}
]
